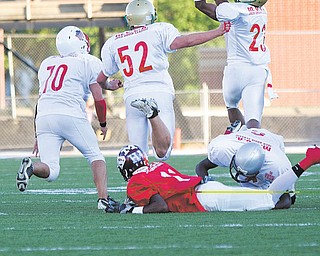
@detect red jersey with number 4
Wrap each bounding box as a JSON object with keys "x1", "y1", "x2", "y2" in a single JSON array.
[{"x1": 127, "y1": 162, "x2": 206, "y2": 212}]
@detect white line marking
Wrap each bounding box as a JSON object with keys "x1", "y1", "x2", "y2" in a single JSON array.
[{"x1": 1, "y1": 187, "x2": 126, "y2": 195}]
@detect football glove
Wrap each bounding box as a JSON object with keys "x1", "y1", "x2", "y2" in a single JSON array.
[
  {"x1": 119, "y1": 203, "x2": 134, "y2": 214},
  {"x1": 104, "y1": 196, "x2": 120, "y2": 213},
  {"x1": 201, "y1": 175, "x2": 215, "y2": 184},
  {"x1": 299, "y1": 146, "x2": 320, "y2": 170}
]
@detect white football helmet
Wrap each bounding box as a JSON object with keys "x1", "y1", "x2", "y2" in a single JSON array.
[
  {"x1": 235, "y1": 0, "x2": 268, "y2": 7},
  {"x1": 229, "y1": 142, "x2": 266, "y2": 183},
  {"x1": 125, "y1": 0, "x2": 157, "y2": 29},
  {"x1": 56, "y1": 26, "x2": 88, "y2": 57}
]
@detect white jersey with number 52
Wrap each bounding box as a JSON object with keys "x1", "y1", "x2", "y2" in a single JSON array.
[
  {"x1": 216, "y1": 2, "x2": 270, "y2": 66},
  {"x1": 100, "y1": 22, "x2": 180, "y2": 100}
]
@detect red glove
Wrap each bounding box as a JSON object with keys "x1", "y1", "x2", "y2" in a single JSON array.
[{"x1": 299, "y1": 146, "x2": 320, "y2": 170}]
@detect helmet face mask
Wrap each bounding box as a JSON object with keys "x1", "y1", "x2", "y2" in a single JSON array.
[
  {"x1": 117, "y1": 145, "x2": 149, "y2": 181},
  {"x1": 229, "y1": 142, "x2": 266, "y2": 183},
  {"x1": 56, "y1": 26, "x2": 88, "y2": 57},
  {"x1": 125, "y1": 0, "x2": 157, "y2": 30},
  {"x1": 235, "y1": 0, "x2": 268, "y2": 7}
]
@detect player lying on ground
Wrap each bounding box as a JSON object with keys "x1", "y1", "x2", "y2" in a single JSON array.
[{"x1": 105, "y1": 144, "x2": 320, "y2": 213}]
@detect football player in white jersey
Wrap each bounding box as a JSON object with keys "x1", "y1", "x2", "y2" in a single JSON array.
[
  {"x1": 97, "y1": 0, "x2": 230, "y2": 161},
  {"x1": 195, "y1": 124, "x2": 296, "y2": 206},
  {"x1": 16, "y1": 26, "x2": 121, "y2": 211},
  {"x1": 195, "y1": 0, "x2": 271, "y2": 129}
]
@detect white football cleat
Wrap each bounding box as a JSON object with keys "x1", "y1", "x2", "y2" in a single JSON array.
[
  {"x1": 224, "y1": 120, "x2": 242, "y2": 135},
  {"x1": 16, "y1": 157, "x2": 33, "y2": 192},
  {"x1": 97, "y1": 196, "x2": 120, "y2": 210},
  {"x1": 130, "y1": 98, "x2": 159, "y2": 119},
  {"x1": 97, "y1": 198, "x2": 108, "y2": 210}
]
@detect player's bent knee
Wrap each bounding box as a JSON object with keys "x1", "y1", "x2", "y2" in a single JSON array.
[
  {"x1": 46, "y1": 165, "x2": 60, "y2": 182},
  {"x1": 154, "y1": 147, "x2": 172, "y2": 161},
  {"x1": 87, "y1": 154, "x2": 106, "y2": 165}
]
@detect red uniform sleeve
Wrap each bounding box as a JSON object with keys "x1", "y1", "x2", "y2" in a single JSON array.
[
  {"x1": 127, "y1": 173, "x2": 158, "y2": 206},
  {"x1": 94, "y1": 99, "x2": 106, "y2": 123}
]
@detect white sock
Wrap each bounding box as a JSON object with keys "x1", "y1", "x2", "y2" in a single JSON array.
[{"x1": 268, "y1": 170, "x2": 298, "y2": 203}]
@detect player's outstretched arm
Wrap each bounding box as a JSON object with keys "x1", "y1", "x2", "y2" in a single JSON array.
[{"x1": 170, "y1": 21, "x2": 230, "y2": 50}]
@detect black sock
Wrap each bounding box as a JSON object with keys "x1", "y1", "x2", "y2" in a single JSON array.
[
  {"x1": 27, "y1": 164, "x2": 34, "y2": 178},
  {"x1": 292, "y1": 164, "x2": 304, "y2": 178}
]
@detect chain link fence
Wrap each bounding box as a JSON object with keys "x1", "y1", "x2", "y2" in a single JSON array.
[{"x1": 1, "y1": 32, "x2": 319, "y2": 152}]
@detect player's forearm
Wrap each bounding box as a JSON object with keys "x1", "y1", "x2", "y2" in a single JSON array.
[
  {"x1": 171, "y1": 29, "x2": 224, "y2": 50},
  {"x1": 215, "y1": 0, "x2": 228, "y2": 5},
  {"x1": 97, "y1": 71, "x2": 109, "y2": 90},
  {"x1": 195, "y1": 163, "x2": 209, "y2": 178},
  {"x1": 94, "y1": 99, "x2": 107, "y2": 125},
  {"x1": 144, "y1": 194, "x2": 169, "y2": 213},
  {"x1": 195, "y1": 158, "x2": 217, "y2": 178},
  {"x1": 194, "y1": 0, "x2": 220, "y2": 20}
]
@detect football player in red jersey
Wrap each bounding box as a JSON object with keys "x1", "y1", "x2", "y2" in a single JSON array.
[{"x1": 105, "y1": 144, "x2": 320, "y2": 214}]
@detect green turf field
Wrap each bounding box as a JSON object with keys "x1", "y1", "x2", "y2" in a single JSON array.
[{"x1": 1, "y1": 154, "x2": 319, "y2": 256}]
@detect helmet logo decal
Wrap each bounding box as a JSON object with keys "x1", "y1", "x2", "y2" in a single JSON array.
[{"x1": 75, "y1": 30, "x2": 84, "y2": 41}]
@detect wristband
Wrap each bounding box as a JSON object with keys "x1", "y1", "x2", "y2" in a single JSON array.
[
  {"x1": 292, "y1": 164, "x2": 304, "y2": 178},
  {"x1": 132, "y1": 206, "x2": 144, "y2": 214},
  {"x1": 100, "y1": 122, "x2": 107, "y2": 127}
]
